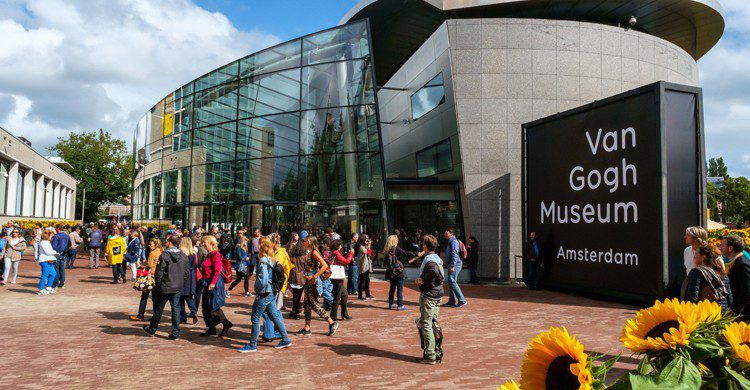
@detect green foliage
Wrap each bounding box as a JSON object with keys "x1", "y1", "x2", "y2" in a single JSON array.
[
  {"x1": 48, "y1": 129, "x2": 132, "y2": 222},
  {"x1": 708, "y1": 157, "x2": 729, "y2": 178},
  {"x1": 706, "y1": 158, "x2": 750, "y2": 226}
]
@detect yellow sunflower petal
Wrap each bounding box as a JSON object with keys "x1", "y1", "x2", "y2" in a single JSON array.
[
  {"x1": 521, "y1": 327, "x2": 593, "y2": 390},
  {"x1": 620, "y1": 298, "x2": 699, "y2": 353},
  {"x1": 498, "y1": 380, "x2": 520, "y2": 390},
  {"x1": 724, "y1": 322, "x2": 750, "y2": 364}
]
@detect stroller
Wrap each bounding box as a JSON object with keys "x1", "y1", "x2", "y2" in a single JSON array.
[{"x1": 416, "y1": 318, "x2": 443, "y2": 363}]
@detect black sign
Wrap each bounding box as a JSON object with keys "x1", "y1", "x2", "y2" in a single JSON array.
[{"x1": 522, "y1": 82, "x2": 704, "y2": 302}]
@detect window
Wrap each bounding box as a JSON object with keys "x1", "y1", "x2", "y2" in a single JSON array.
[
  {"x1": 0, "y1": 162, "x2": 7, "y2": 214},
  {"x1": 31, "y1": 174, "x2": 38, "y2": 216},
  {"x1": 416, "y1": 138, "x2": 452, "y2": 177},
  {"x1": 15, "y1": 169, "x2": 24, "y2": 215},
  {"x1": 411, "y1": 73, "x2": 446, "y2": 120}
]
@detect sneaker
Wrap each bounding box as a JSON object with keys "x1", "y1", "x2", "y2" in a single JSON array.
[
  {"x1": 328, "y1": 322, "x2": 340, "y2": 336},
  {"x1": 275, "y1": 339, "x2": 292, "y2": 349},
  {"x1": 0, "y1": 281, "x2": 5, "y2": 286},
  {"x1": 225, "y1": 291, "x2": 231, "y2": 298},
  {"x1": 238, "y1": 344, "x2": 257, "y2": 353},
  {"x1": 441, "y1": 303, "x2": 454, "y2": 308},
  {"x1": 342, "y1": 314, "x2": 352, "y2": 320},
  {"x1": 397, "y1": 306, "x2": 408, "y2": 311},
  {"x1": 168, "y1": 334, "x2": 180, "y2": 340},
  {"x1": 46, "y1": 288, "x2": 57, "y2": 294},
  {"x1": 416, "y1": 357, "x2": 437, "y2": 365},
  {"x1": 142, "y1": 326, "x2": 156, "y2": 336},
  {"x1": 366, "y1": 296, "x2": 375, "y2": 300},
  {"x1": 192, "y1": 314, "x2": 199, "y2": 325},
  {"x1": 389, "y1": 304, "x2": 396, "y2": 310},
  {"x1": 199, "y1": 330, "x2": 217, "y2": 337},
  {"x1": 455, "y1": 302, "x2": 468, "y2": 308},
  {"x1": 247, "y1": 292, "x2": 254, "y2": 297},
  {"x1": 219, "y1": 322, "x2": 233, "y2": 337},
  {"x1": 10, "y1": 279, "x2": 16, "y2": 284},
  {"x1": 129, "y1": 316, "x2": 144, "y2": 322},
  {"x1": 296, "y1": 328, "x2": 312, "y2": 336},
  {"x1": 37, "y1": 290, "x2": 49, "y2": 295}
]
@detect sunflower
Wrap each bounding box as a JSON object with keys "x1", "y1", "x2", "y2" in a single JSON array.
[
  {"x1": 694, "y1": 300, "x2": 723, "y2": 323},
  {"x1": 520, "y1": 327, "x2": 593, "y2": 390},
  {"x1": 723, "y1": 322, "x2": 750, "y2": 364},
  {"x1": 498, "y1": 380, "x2": 520, "y2": 390},
  {"x1": 620, "y1": 299, "x2": 699, "y2": 353}
]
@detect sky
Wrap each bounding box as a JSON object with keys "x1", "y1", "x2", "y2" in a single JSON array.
[{"x1": 0, "y1": 0, "x2": 748, "y2": 177}]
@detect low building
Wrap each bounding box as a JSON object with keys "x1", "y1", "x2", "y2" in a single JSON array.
[{"x1": 0, "y1": 126, "x2": 77, "y2": 224}]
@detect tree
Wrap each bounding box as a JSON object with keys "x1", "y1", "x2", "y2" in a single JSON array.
[
  {"x1": 707, "y1": 157, "x2": 728, "y2": 178},
  {"x1": 48, "y1": 129, "x2": 133, "y2": 222},
  {"x1": 720, "y1": 176, "x2": 750, "y2": 226}
]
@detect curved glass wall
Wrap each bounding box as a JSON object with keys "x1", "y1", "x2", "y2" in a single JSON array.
[{"x1": 132, "y1": 20, "x2": 384, "y2": 237}]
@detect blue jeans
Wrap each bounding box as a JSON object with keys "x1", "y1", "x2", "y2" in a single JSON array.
[
  {"x1": 248, "y1": 292, "x2": 289, "y2": 348},
  {"x1": 137, "y1": 290, "x2": 150, "y2": 319},
  {"x1": 388, "y1": 278, "x2": 405, "y2": 307},
  {"x1": 347, "y1": 264, "x2": 358, "y2": 294},
  {"x1": 180, "y1": 295, "x2": 198, "y2": 323},
  {"x1": 53, "y1": 255, "x2": 66, "y2": 287},
  {"x1": 65, "y1": 248, "x2": 78, "y2": 268},
  {"x1": 262, "y1": 292, "x2": 285, "y2": 339},
  {"x1": 148, "y1": 292, "x2": 181, "y2": 337},
  {"x1": 317, "y1": 277, "x2": 333, "y2": 309},
  {"x1": 446, "y1": 263, "x2": 466, "y2": 306},
  {"x1": 38, "y1": 262, "x2": 57, "y2": 290}
]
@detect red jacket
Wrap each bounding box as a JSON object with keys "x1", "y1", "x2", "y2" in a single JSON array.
[
  {"x1": 332, "y1": 249, "x2": 354, "y2": 266},
  {"x1": 198, "y1": 250, "x2": 224, "y2": 285}
]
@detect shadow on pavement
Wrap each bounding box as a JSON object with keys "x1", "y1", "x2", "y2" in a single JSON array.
[
  {"x1": 8, "y1": 288, "x2": 38, "y2": 295},
  {"x1": 317, "y1": 343, "x2": 416, "y2": 363}
]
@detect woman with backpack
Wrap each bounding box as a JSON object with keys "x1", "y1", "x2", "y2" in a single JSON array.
[
  {"x1": 296, "y1": 235, "x2": 339, "y2": 336},
  {"x1": 179, "y1": 237, "x2": 199, "y2": 325},
  {"x1": 683, "y1": 244, "x2": 732, "y2": 312},
  {"x1": 238, "y1": 237, "x2": 292, "y2": 352},
  {"x1": 356, "y1": 234, "x2": 373, "y2": 300},
  {"x1": 261, "y1": 233, "x2": 293, "y2": 341},
  {"x1": 330, "y1": 239, "x2": 354, "y2": 320},
  {"x1": 198, "y1": 235, "x2": 233, "y2": 337},
  {"x1": 228, "y1": 235, "x2": 252, "y2": 297},
  {"x1": 383, "y1": 234, "x2": 423, "y2": 310},
  {"x1": 124, "y1": 230, "x2": 141, "y2": 282}
]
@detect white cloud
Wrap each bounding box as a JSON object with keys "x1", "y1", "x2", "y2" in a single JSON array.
[
  {"x1": 699, "y1": 0, "x2": 750, "y2": 178},
  {"x1": 0, "y1": 0, "x2": 280, "y2": 153}
]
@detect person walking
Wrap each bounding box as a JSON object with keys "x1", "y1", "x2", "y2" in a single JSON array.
[
  {"x1": 296, "y1": 235, "x2": 339, "y2": 336},
  {"x1": 682, "y1": 245, "x2": 732, "y2": 312},
  {"x1": 383, "y1": 234, "x2": 422, "y2": 310},
  {"x1": 318, "y1": 238, "x2": 334, "y2": 310},
  {"x1": 106, "y1": 229, "x2": 127, "y2": 284},
  {"x1": 261, "y1": 233, "x2": 293, "y2": 340},
  {"x1": 238, "y1": 237, "x2": 292, "y2": 352},
  {"x1": 88, "y1": 225, "x2": 103, "y2": 269},
  {"x1": 347, "y1": 233, "x2": 359, "y2": 295},
  {"x1": 143, "y1": 236, "x2": 190, "y2": 340},
  {"x1": 228, "y1": 235, "x2": 252, "y2": 297},
  {"x1": 287, "y1": 233, "x2": 307, "y2": 320},
  {"x1": 443, "y1": 229, "x2": 466, "y2": 308},
  {"x1": 33, "y1": 224, "x2": 42, "y2": 261},
  {"x1": 51, "y1": 226, "x2": 69, "y2": 289},
  {"x1": 3, "y1": 229, "x2": 25, "y2": 285},
  {"x1": 124, "y1": 230, "x2": 141, "y2": 282},
  {"x1": 356, "y1": 234, "x2": 374, "y2": 300},
  {"x1": 131, "y1": 238, "x2": 162, "y2": 321},
  {"x1": 415, "y1": 234, "x2": 444, "y2": 364},
  {"x1": 330, "y1": 239, "x2": 353, "y2": 320},
  {"x1": 524, "y1": 231, "x2": 544, "y2": 290},
  {"x1": 37, "y1": 231, "x2": 58, "y2": 295},
  {"x1": 179, "y1": 237, "x2": 199, "y2": 325},
  {"x1": 198, "y1": 235, "x2": 233, "y2": 337},
  {"x1": 466, "y1": 236, "x2": 480, "y2": 284},
  {"x1": 724, "y1": 235, "x2": 750, "y2": 320},
  {"x1": 66, "y1": 227, "x2": 83, "y2": 269}
]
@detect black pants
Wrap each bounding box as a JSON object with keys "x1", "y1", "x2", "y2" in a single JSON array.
[
  {"x1": 358, "y1": 271, "x2": 371, "y2": 298},
  {"x1": 330, "y1": 279, "x2": 348, "y2": 319},
  {"x1": 112, "y1": 263, "x2": 125, "y2": 282},
  {"x1": 228, "y1": 271, "x2": 250, "y2": 293},
  {"x1": 148, "y1": 292, "x2": 181, "y2": 337},
  {"x1": 201, "y1": 288, "x2": 231, "y2": 332},
  {"x1": 291, "y1": 287, "x2": 304, "y2": 315},
  {"x1": 527, "y1": 260, "x2": 541, "y2": 289}
]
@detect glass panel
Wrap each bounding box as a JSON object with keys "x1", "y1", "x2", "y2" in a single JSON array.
[
  {"x1": 240, "y1": 39, "x2": 301, "y2": 78},
  {"x1": 193, "y1": 83, "x2": 238, "y2": 127},
  {"x1": 300, "y1": 105, "x2": 378, "y2": 155},
  {"x1": 175, "y1": 95, "x2": 193, "y2": 133},
  {"x1": 236, "y1": 156, "x2": 299, "y2": 201},
  {"x1": 192, "y1": 122, "x2": 236, "y2": 164},
  {"x1": 195, "y1": 61, "x2": 238, "y2": 92},
  {"x1": 238, "y1": 69, "x2": 300, "y2": 118},
  {"x1": 237, "y1": 113, "x2": 299, "y2": 159},
  {"x1": 181, "y1": 82, "x2": 194, "y2": 97},
  {"x1": 301, "y1": 59, "x2": 375, "y2": 109},
  {"x1": 301, "y1": 152, "x2": 383, "y2": 200},
  {"x1": 189, "y1": 205, "x2": 209, "y2": 230},
  {"x1": 149, "y1": 174, "x2": 162, "y2": 204},
  {"x1": 411, "y1": 73, "x2": 446, "y2": 120},
  {"x1": 15, "y1": 170, "x2": 23, "y2": 215},
  {"x1": 416, "y1": 138, "x2": 452, "y2": 178},
  {"x1": 302, "y1": 21, "x2": 370, "y2": 65},
  {"x1": 190, "y1": 162, "x2": 234, "y2": 202},
  {"x1": 435, "y1": 139, "x2": 453, "y2": 173}
]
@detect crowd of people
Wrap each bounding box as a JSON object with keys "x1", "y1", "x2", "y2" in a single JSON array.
[{"x1": 0, "y1": 220, "x2": 472, "y2": 364}]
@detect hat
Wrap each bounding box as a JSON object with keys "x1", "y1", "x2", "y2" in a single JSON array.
[{"x1": 300, "y1": 230, "x2": 309, "y2": 240}]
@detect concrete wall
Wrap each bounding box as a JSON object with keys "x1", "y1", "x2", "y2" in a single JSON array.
[
  {"x1": 0, "y1": 126, "x2": 77, "y2": 224},
  {"x1": 447, "y1": 18, "x2": 700, "y2": 279}
]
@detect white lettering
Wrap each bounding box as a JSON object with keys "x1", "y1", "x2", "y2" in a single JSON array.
[{"x1": 586, "y1": 128, "x2": 602, "y2": 155}]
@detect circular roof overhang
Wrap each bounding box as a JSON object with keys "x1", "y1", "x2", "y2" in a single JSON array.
[{"x1": 341, "y1": 0, "x2": 725, "y2": 84}]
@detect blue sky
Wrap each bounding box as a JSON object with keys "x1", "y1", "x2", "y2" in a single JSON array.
[{"x1": 0, "y1": 0, "x2": 747, "y2": 177}]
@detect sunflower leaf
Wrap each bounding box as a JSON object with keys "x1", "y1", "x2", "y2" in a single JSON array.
[
  {"x1": 724, "y1": 366, "x2": 750, "y2": 387},
  {"x1": 637, "y1": 358, "x2": 655, "y2": 375},
  {"x1": 687, "y1": 338, "x2": 724, "y2": 362},
  {"x1": 658, "y1": 356, "x2": 702, "y2": 388}
]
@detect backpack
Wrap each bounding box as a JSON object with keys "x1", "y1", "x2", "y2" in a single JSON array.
[
  {"x1": 271, "y1": 260, "x2": 286, "y2": 293},
  {"x1": 458, "y1": 240, "x2": 468, "y2": 260},
  {"x1": 218, "y1": 235, "x2": 234, "y2": 256}
]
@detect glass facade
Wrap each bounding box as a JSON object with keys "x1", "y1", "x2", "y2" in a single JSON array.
[
  {"x1": 411, "y1": 73, "x2": 445, "y2": 120},
  {"x1": 132, "y1": 21, "x2": 385, "y2": 237}
]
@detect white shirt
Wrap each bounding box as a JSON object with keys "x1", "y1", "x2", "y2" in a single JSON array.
[
  {"x1": 38, "y1": 241, "x2": 57, "y2": 262},
  {"x1": 684, "y1": 246, "x2": 696, "y2": 273}
]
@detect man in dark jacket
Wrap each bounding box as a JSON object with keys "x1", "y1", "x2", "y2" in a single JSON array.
[
  {"x1": 416, "y1": 235, "x2": 444, "y2": 365},
  {"x1": 144, "y1": 236, "x2": 190, "y2": 339},
  {"x1": 724, "y1": 235, "x2": 750, "y2": 320},
  {"x1": 524, "y1": 231, "x2": 544, "y2": 290}
]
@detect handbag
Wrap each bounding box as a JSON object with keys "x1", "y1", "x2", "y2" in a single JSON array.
[
  {"x1": 237, "y1": 260, "x2": 248, "y2": 275},
  {"x1": 133, "y1": 269, "x2": 154, "y2": 292},
  {"x1": 330, "y1": 265, "x2": 346, "y2": 280}
]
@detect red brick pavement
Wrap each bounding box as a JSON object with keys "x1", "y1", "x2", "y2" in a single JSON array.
[{"x1": 1, "y1": 252, "x2": 640, "y2": 389}]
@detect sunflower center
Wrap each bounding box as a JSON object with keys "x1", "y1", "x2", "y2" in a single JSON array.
[
  {"x1": 545, "y1": 356, "x2": 580, "y2": 390},
  {"x1": 644, "y1": 320, "x2": 680, "y2": 340}
]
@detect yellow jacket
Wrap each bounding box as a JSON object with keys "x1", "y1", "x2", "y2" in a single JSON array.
[
  {"x1": 275, "y1": 247, "x2": 294, "y2": 293},
  {"x1": 106, "y1": 235, "x2": 127, "y2": 265}
]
